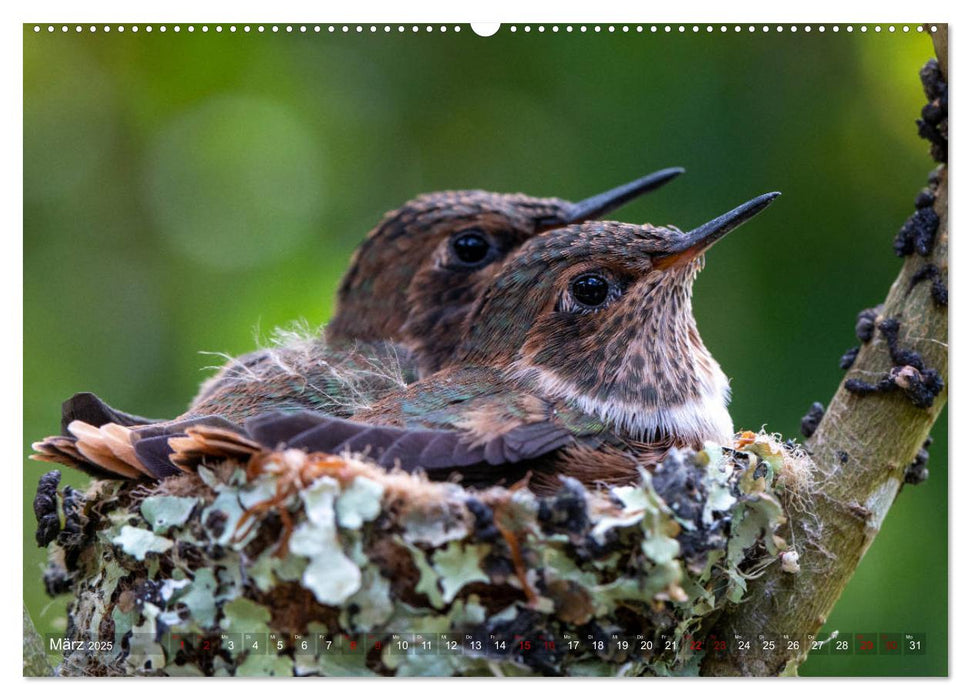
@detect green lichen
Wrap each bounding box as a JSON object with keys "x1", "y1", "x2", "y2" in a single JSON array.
[
  {"x1": 432, "y1": 542, "x2": 490, "y2": 604},
  {"x1": 140, "y1": 496, "x2": 199, "y2": 533},
  {"x1": 289, "y1": 476, "x2": 363, "y2": 605},
  {"x1": 180, "y1": 568, "x2": 218, "y2": 628},
  {"x1": 336, "y1": 476, "x2": 384, "y2": 529},
  {"x1": 112, "y1": 526, "x2": 173, "y2": 561}
]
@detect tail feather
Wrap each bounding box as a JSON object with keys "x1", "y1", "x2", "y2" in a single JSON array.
[
  {"x1": 30, "y1": 437, "x2": 106, "y2": 475},
  {"x1": 31, "y1": 432, "x2": 143, "y2": 480},
  {"x1": 68, "y1": 420, "x2": 152, "y2": 479},
  {"x1": 166, "y1": 426, "x2": 263, "y2": 471},
  {"x1": 99, "y1": 422, "x2": 141, "y2": 467},
  {"x1": 30, "y1": 392, "x2": 251, "y2": 480}
]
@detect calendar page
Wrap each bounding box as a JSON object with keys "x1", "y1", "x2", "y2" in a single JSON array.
[{"x1": 22, "y1": 17, "x2": 948, "y2": 679}]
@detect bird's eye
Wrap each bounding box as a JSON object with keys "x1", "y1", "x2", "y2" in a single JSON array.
[
  {"x1": 450, "y1": 229, "x2": 493, "y2": 266},
  {"x1": 571, "y1": 274, "x2": 611, "y2": 308}
]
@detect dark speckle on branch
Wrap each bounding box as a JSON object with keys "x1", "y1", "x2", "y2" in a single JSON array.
[
  {"x1": 134, "y1": 580, "x2": 165, "y2": 611},
  {"x1": 907, "y1": 263, "x2": 948, "y2": 307},
  {"x1": 204, "y1": 510, "x2": 228, "y2": 538},
  {"x1": 839, "y1": 346, "x2": 859, "y2": 370},
  {"x1": 466, "y1": 497, "x2": 501, "y2": 542},
  {"x1": 537, "y1": 478, "x2": 589, "y2": 537},
  {"x1": 855, "y1": 307, "x2": 880, "y2": 343},
  {"x1": 879, "y1": 318, "x2": 922, "y2": 369},
  {"x1": 58, "y1": 486, "x2": 86, "y2": 571},
  {"x1": 844, "y1": 317, "x2": 944, "y2": 410},
  {"x1": 33, "y1": 470, "x2": 62, "y2": 548},
  {"x1": 914, "y1": 188, "x2": 935, "y2": 209},
  {"x1": 800, "y1": 402, "x2": 825, "y2": 439},
  {"x1": 904, "y1": 437, "x2": 933, "y2": 486},
  {"x1": 917, "y1": 58, "x2": 948, "y2": 163},
  {"x1": 44, "y1": 566, "x2": 72, "y2": 597},
  {"x1": 894, "y1": 206, "x2": 939, "y2": 258},
  {"x1": 920, "y1": 59, "x2": 946, "y2": 101}
]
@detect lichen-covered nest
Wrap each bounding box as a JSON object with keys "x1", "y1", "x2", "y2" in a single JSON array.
[{"x1": 36, "y1": 430, "x2": 812, "y2": 677}]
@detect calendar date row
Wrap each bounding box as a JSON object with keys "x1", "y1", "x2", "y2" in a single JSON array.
[{"x1": 106, "y1": 630, "x2": 926, "y2": 657}]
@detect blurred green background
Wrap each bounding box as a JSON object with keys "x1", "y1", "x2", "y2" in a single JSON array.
[{"x1": 23, "y1": 24, "x2": 946, "y2": 676}]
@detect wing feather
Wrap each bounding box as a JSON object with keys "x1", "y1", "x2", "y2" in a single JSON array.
[{"x1": 235, "y1": 412, "x2": 575, "y2": 475}]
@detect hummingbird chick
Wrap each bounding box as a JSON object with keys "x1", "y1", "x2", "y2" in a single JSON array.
[
  {"x1": 332, "y1": 191, "x2": 781, "y2": 491},
  {"x1": 79, "y1": 192, "x2": 779, "y2": 491},
  {"x1": 33, "y1": 170, "x2": 685, "y2": 479}
]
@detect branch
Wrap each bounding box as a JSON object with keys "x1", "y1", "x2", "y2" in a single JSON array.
[{"x1": 700, "y1": 29, "x2": 948, "y2": 676}]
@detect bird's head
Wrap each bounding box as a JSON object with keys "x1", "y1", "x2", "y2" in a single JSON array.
[
  {"x1": 455, "y1": 192, "x2": 781, "y2": 446},
  {"x1": 327, "y1": 168, "x2": 685, "y2": 372}
]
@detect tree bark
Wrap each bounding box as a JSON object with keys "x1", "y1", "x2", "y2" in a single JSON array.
[{"x1": 700, "y1": 27, "x2": 948, "y2": 676}]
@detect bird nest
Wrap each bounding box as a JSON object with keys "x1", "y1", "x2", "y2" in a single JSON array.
[{"x1": 35, "y1": 430, "x2": 812, "y2": 677}]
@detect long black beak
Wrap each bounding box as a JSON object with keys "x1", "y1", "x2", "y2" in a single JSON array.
[
  {"x1": 655, "y1": 191, "x2": 781, "y2": 269},
  {"x1": 537, "y1": 167, "x2": 685, "y2": 228}
]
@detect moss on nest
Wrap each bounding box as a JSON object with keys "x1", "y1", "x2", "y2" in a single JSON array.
[{"x1": 36, "y1": 430, "x2": 811, "y2": 677}]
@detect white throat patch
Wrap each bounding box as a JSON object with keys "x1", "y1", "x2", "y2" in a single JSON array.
[{"x1": 508, "y1": 362, "x2": 734, "y2": 445}]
